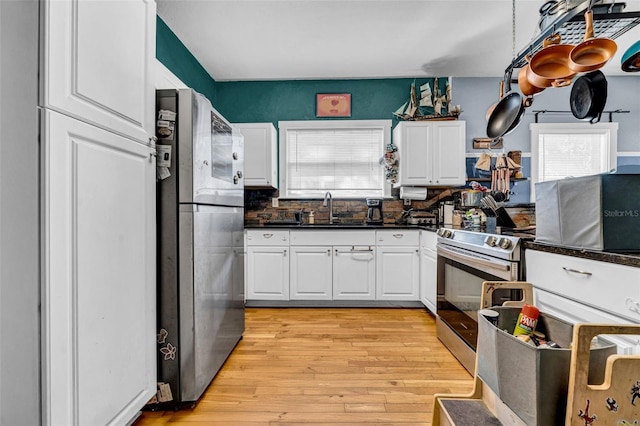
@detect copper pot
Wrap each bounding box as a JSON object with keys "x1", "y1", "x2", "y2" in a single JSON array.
[
  {"x1": 569, "y1": 10, "x2": 618, "y2": 73},
  {"x1": 527, "y1": 35, "x2": 576, "y2": 89},
  {"x1": 518, "y1": 56, "x2": 543, "y2": 108}
]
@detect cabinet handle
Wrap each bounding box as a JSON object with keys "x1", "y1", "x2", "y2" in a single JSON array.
[
  {"x1": 327, "y1": 249, "x2": 331, "y2": 256},
  {"x1": 393, "y1": 234, "x2": 404, "y2": 239},
  {"x1": 262, "y1": 233, "x2": 273, "y2": 238},
  {"x1": 350, "y1": 246, "x2": 373, "y2": 253},
  {"x1": 283, "y1": 249, "x2": 287, "y2": 256},
  {"x1": 562, "y1": 266, "x2": 592, "y2": 276}
]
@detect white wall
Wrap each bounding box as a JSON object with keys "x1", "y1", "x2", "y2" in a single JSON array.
[{"x1": 0, "y1": 1, "x2": 41, "y2": 424}]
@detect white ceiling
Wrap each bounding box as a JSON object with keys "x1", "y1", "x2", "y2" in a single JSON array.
[{"x1": 156, "y1": 0, "x2": 640, "y2": 82}]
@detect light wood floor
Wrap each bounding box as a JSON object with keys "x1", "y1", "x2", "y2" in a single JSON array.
[{"x1": 134, "y1": 307, "x2": 473, "y2": 425}]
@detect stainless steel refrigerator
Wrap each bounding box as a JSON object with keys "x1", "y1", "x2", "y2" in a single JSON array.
[{"x1": 155, "y1": 89, "x2": 245, "y2": 406}]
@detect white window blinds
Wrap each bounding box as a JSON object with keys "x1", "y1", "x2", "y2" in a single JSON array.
[
  {"x1": 279, "y1": 120, "x2": 391, "y2": 198},
  {"x1": 530, "y1": 122, "x2": 618, "y2": 201},
  {"x1": 538, "y1": 133, "x2": 610, "y2": 181}
]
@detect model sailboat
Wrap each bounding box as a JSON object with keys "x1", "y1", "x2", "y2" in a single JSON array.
[{"x1": 394, "y1": 77, "x2": 461, "y2": 121}]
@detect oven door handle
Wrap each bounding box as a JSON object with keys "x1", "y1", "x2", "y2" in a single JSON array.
[{"x1": 437, "y1": 244, "x2": 511, "y2": 272}]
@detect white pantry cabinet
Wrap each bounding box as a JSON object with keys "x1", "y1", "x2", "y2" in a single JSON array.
[
  {"x1": 42, "y1": 0, "x2": 156, "y2": 144},
  {"x1": 43, "y1": 110, "x2": 157, "y2": 426},
  {"x1": 376, "y1": 230, "x2": 420, "y2": 301},
  {"x1": 246, "y1": 230, "x2": 290, "y2": 300},
  {"x1": 392, "y1": 121, "x2": 465, "y2": 187},
  {"x1": 235, "y1": 123, "x2": 278, "y2": 188},
  {"x1": 38, "y1": 1, "x2": 158, "y2": 424},
  {"x1": 419, "y1": 230, "x2": 438, "y2": 313}
]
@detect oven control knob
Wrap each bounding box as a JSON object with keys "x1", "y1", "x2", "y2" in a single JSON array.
[
  {"x1": 498, "y1": 238, "x2": 512, "y2": 250},
  {"x1": 437, "y1": 228, "x2": 452, "y2": 238},
  {"x1": 486, "y1": 236, "x2": 498, "y2": 247}
]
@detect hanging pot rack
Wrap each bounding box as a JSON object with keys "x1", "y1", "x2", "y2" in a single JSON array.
[
  {"x1": 505, "y1": 0, "x2": 640, "y2": 74},
  {"x1": 531, "y1": 109, "x2": 629, "y2": 122}
]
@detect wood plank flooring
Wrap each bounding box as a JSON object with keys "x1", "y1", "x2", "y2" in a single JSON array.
[{"x1": 134, "y1": 308, "x2": 473, "y2": 425}]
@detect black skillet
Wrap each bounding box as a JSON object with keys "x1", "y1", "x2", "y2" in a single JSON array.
[
  {"x1": 570, "y1": 70, "x2": 608, "y2": 124},
  {"x1": 487, "y1": 74, "x2": 526, "y2": 139}
]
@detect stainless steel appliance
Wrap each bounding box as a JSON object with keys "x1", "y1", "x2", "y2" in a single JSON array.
[
  {"x1": 435, "y1": 228, "x2": 524, "y2": 373},
  {"x1": 366, "y1": 198, "x2": 383, "y2": 224},
  {"x1": 155, "y1": 89, "x2": 245, "y2": 406}
]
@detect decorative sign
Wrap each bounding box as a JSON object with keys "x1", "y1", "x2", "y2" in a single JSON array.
[{"x1": 316, "y1": 93, "x2": 351, "y2": 117}]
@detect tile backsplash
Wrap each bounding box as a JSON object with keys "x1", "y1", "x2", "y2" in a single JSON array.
[{"x1": 244, "y1": 188, "x2": 453, "y2": 226}]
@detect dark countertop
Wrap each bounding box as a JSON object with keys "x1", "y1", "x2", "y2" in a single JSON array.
[
  {"x1": 524, "y1": 240, "x2": 640, "y2": 268},
  {"x1": 245, "y1": 223, "x2": 438, "y2": 231}
]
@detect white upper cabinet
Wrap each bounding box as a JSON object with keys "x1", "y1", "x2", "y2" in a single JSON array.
[
  {"x1": 41, "y1": 0, "x2": 157, "y2": 144},
  {"x1": 235, "y1": 123, "x2": 278, "y2": 188},
  {"x1": 393, "y1": 121, "x2": 465, "y2": 187}
]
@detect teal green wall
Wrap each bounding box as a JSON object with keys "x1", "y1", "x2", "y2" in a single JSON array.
[
  {"x1": 156, "y1": 15, "x2": 436, "y2": 127},
  {"x1": 215, "y1": 79, "x2": 417, "y2": 126},
  {"x1": 156, "y1": 16, "x2": 216, "y2": 103}
]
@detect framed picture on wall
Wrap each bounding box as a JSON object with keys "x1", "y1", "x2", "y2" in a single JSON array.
[{"x1": 316, "y1": 93, "x2": 351, "y2": 117}]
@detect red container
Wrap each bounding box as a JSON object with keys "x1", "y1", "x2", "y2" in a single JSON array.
[{"x1": 513, "y1": 304, "x2": 540, "y2": 336}]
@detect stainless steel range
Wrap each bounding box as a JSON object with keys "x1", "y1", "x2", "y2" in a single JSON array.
[{"x1": 435, "y1": 227, "x2": 525, "y2": 373}]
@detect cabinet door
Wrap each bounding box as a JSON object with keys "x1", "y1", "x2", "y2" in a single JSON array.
[
  {"x1": 432, "y1": 121, "x2": 466, "y2": 186},
  {"x1": 43, "y1": 110, "x2": 156, "y2": 426},
  {"x1": 42, "y1": 0, "x2": 156, "y2": 144},
  {"x1": 420, "y1": 230, "x2": 438, "y2": 313},
  {"x1": 236, "y1": 123, "x2": 278, "y2": 188},
  {"x1": 246, "y1": 247, "x2": 289, "y2": 300},
  {"x1": 394, "y1": 122, "x2": 433, "y2": 185},
  {"x1": 376, "y1": 247, "x2": 420, "y2": 300},
  {"x1": 290, "y1": 247, "x2": 333, "y2": 300},
  {"x1": 333, "y1": 246, "x2": 376, "y2": 300}
]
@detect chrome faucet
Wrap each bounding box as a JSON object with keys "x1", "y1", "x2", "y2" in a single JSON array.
[{"x1": 323, "y1": 191, "x2": 337, "y2": 224}]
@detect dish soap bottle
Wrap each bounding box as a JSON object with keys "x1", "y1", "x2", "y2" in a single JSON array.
[{"x1": 308, "y1": 211, "x2": 315, "y2": 224}]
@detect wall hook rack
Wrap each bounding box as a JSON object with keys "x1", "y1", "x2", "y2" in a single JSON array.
[{"x1": 531, "y1": 109, "x2": 630, "y2": 123}]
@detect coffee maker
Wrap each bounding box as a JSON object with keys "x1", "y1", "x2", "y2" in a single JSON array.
[{"x1": 366, "y1": 198, "x2": 383, "y2": 224}]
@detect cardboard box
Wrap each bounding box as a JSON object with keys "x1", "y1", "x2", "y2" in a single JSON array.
[
  {"x1": 477, "y1": 307, "x2": 616, "y2": 426},
  {"x1": 535, "y1": 174, "x2": 640, "y2": 252}
]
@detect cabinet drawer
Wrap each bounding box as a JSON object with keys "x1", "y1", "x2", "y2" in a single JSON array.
[
  {"x1": 376, "y1": 230, "x2": 419, "y2": 246},
  {"x1": 534, "y1": 288, "x2": 639, "y2": 354},
  {"x1": 246, "y1": 230, "x2": 289, "y2": 246},
  {"x1": 290, "y1": 230, "x2": 375, "y2": 246},
  {"x1": 526, "y1": 250, "x2": 640, "y2": 322}
]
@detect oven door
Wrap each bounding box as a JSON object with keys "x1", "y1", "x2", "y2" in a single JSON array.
[{"x1": 436, "y1": 243, "x2": 520, "y2": 354}]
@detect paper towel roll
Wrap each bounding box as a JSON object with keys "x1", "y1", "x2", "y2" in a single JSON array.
[{"x1": 399, "y1": 187, "x2": 427, "y2": 200}]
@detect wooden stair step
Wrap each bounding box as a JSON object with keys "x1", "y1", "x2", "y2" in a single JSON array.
[{"x1": 439, "y1": 399, "x2": 502, "y2": 426}]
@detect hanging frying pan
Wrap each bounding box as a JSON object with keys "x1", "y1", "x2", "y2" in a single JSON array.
[
  {"x1": 487, "y1": 77, "x2": 525, "y2": 139},
  {"x1": 486, "y1": 81, "x2": 505, "y2": 122},
  {"x1": 621, "y1": 40, "x2": 640, "y2": 72},
  {"x1": 527, "y1": 34, "x2": 576, "y2": 89},
  {"x1": 569, "y1": 10, "x2": 618, "y2": 73},
  {"x1": 569, "y1": 70, "x2": 608, "y2": 124}
]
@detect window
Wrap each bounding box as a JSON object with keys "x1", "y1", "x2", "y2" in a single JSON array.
[
  {"x1": 278, "y1": 120, "x2": 391, "y2": 198},
  {"x1": 530, "y1": 122, "x2": 618, "y2": 201}
]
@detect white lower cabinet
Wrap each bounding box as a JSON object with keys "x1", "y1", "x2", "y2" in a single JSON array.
[
  {"x1": 419, "y1": 230, "x2": 438, "y2": 313},
  {"x1": 376, "y1": 230, "x2": 420, "y2": 301},
  {"x1": 289, "y1": 231, "x2": 376, "y2": 301},
  {"x1": 333, "y1": 246, "x2": 376, "y2": 300},
  {"x1": 246, "y1": 230, "x2": 290, "y2": 300},
  {"x1": 526, "y1": 249, "x2": 640, "y2": 354},
  {"x1": 246, "y1": 229, "x2": 422, "y2": 302},
  {"x1": 290, "y1": 246, "x2": 333, "y2": 300}
]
